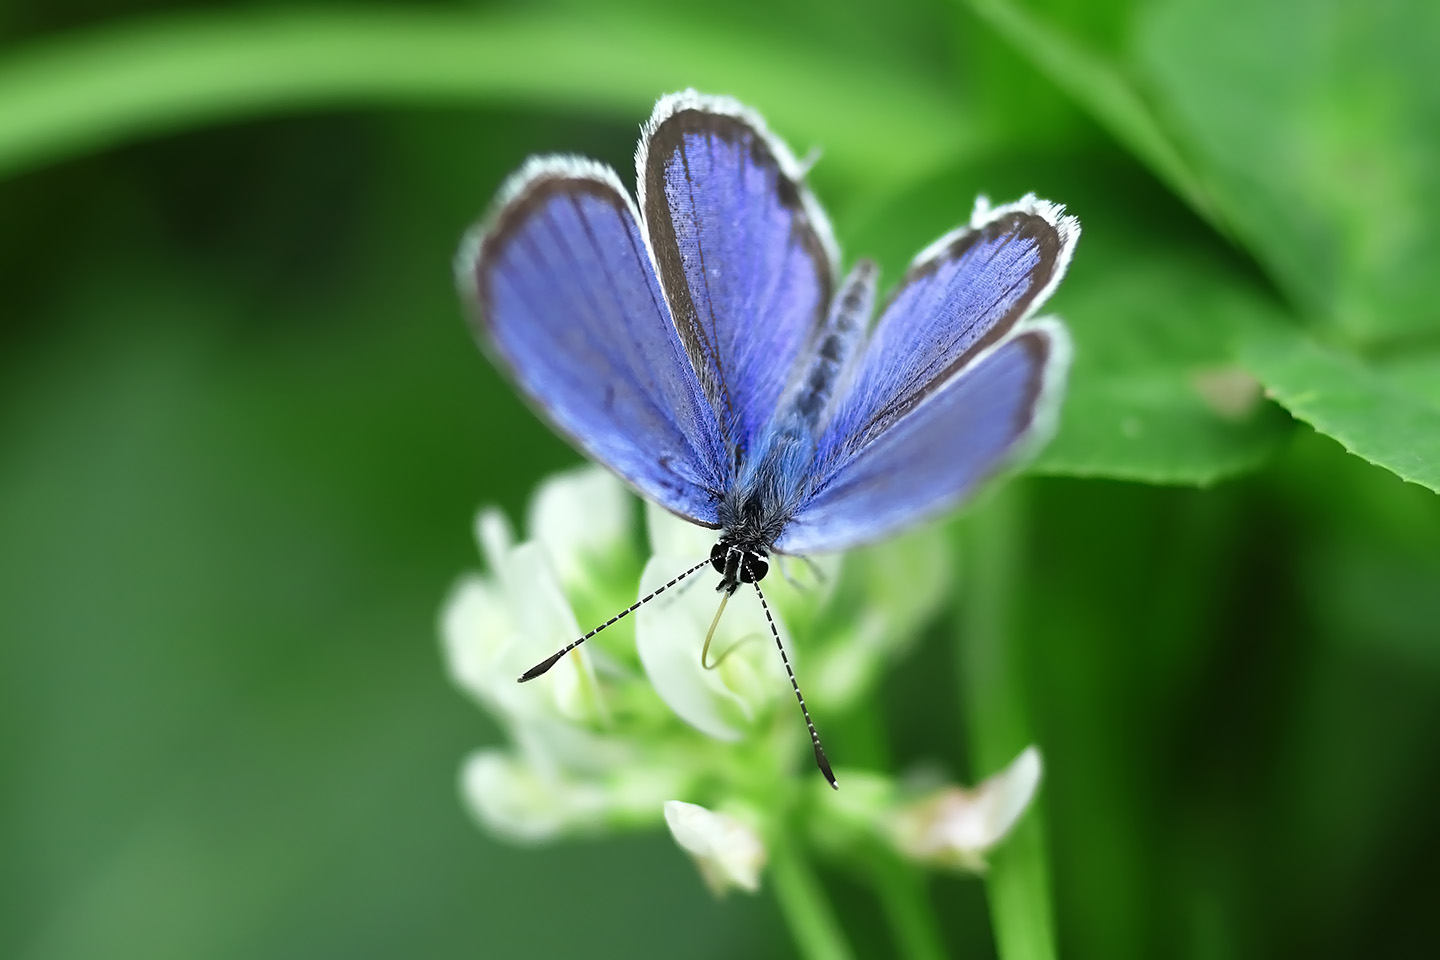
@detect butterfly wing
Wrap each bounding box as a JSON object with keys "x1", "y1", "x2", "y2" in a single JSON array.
[
  {"x1": 638, "y1": 91, "x2": 839, "y2": 457},
  {"x1": 457, "y1": 157, "x2": 728, "y2": 525},
  {"x1": 775, "y1": 197, "x2": 1080, "y2": 554},
  {"x1": 776, "y1": 323, "x2": 1070, "y2": 553}
]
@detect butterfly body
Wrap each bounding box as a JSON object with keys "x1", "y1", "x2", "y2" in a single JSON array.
[
  {"x1": 457, "y1": 90, "x2": 1080, "y2": 785},
  {"x1": 711, "y1": 255, "x2": 881, "y2": 591},
  {"x1": 717, "y1": 418, "x2": 810, "y2": 554}
]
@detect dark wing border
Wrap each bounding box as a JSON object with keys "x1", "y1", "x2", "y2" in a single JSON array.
[
  {"x1": 842, "y1": 194, "x2": 1080, "y2": 453},
  {"x1": 456, "y1": 154, "x2": 727, "y2": 526},
  {"x1": 635, "y1": 89, "x2": 840, "y2": 448}
]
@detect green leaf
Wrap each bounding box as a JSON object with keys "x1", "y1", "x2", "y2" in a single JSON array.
[
  {"x1": 965, "y1": 0, "x2": 1440, "y2": 346},
  {"x1": 1035, "y1": 245, "x2": 1294, "y2": 484},
  {"x1": 1236, "y1": 321, "x2": 1440, "y2": 493},
  {"x1": 1137, "y1": 0, "x2": 1440, "y2": 345},
  {"x1": 0, "y1": 7, "x2": 970, "y2": 187},
  {"x1": 964, "y1": 0, "x2": 1224, "y2": 232},
  {"x1": 848, "y1": 156, "x2": 1292, "y2": 487},
  {"x1": 960, "y1": 0, "x2": 1439, "y2": 492}
]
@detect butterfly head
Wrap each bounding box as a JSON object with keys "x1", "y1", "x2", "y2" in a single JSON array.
[{"x1": 710, "y1": 539, "x2": 769, "y2": 596}]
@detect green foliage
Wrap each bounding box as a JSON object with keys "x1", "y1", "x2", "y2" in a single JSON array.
[
  {"x1": 1139, "y1": 0, "x2": 1440, "y2": 344},
  {"x1": 1238, "y1": 320, "x2": 1440, "y2": 491},
  {"x1": 0, "y1": 7, "x2": 968, "y2": 186},
  {"x1": 1, "y1": 0, "x2": 1436, "y2": 958},
  {"x1": 966, "y1": 0, "x2": 1440, "y2": 491},
  {"x1": 850, "y1": 154, "x2": 1294, "y2": 485}
]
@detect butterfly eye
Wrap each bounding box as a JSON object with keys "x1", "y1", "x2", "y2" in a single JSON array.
[
  {"x1": 740, "y1": 553, "x2": 769, "y2": 584},
  {"x1": 709, "y1": 541, "x2": 729, "y2": 575}
]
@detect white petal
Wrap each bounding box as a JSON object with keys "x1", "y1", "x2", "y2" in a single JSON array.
[
  {"x1": 664, "y1": 801, "x2": 767, "y2": 895},
  {"x1": 634, "y1": 554, "x2": 788, "y2": 741},
  {"x1": 645, "y1": 500, "x2": 714, "y2": 560},
  {"x1": 891, "y1": 746, "x2": 1043, "y2": 871},
  {"x1": 494, "y1": 541, "x2": 600, "y2": 724},
  {"x1": 439, "y1": 574, "x2": 514, "y2": 708},
  {"x1": 968, "y1": 745, "x2": 1043, "y2": 847},
  {"x1": 475, "y1": 507, "x2": 514, "y2": 573},
  {"x1": 461, "y1": 750, "x2": 608, "y2": 843},
  {"x1": 462, "y1": 750, "x2": 681, "y2": 844},
  {"x1": 460, "y1": 750, "x2": 579, "y2": 843},
  {"x1": 447, "y1": 538, "x2": 596, "y2": 727},
  {"x1": 511, "y1": 715, "x2": 633, "y2": 779},
  {"x1": 528, "y1": 465, "x2": 635, "y2": 592}
]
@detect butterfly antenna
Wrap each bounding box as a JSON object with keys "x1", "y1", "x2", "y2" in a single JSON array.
[
  {"x1": 753, "y1": 580, "x2": 838, "y2": 790},
  {"x1": 517, "y1": 557, "x2": 710, "y2": 682}
]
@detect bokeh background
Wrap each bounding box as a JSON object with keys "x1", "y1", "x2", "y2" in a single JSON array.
[{"x1": 2, "y1": 1, "x2": 1437, "y2": 958}]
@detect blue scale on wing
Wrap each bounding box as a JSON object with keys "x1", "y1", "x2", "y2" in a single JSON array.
[
  {"x1": 774, "y1": 208, "x2": 1075, "y2": 554},
  {"x1": 642, "y1": 106, "x2": 836, "y2": 463},
  {"x1": 460, "y1": 164, "x2": 729, "y2": 526},
  {"x1": 727, "y1": 259, "x2": 877, "y2": 528}
]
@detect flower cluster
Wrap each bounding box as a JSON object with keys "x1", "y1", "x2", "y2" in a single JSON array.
[{"x1": 442, "y1": 465, "x2": 1041, "y2": 892}]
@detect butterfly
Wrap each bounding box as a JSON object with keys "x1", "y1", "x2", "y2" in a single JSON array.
[{"x1": 455, "y1": 90, "x2": 1080, "y2": 788}]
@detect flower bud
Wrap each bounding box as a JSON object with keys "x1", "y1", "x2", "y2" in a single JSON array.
[
  {"x1": 636, "y1": 505, "x2": 792, "y2": 740},
  {"x1": 663, "y1": 800, "x2": 767, "y2": 895},
  {"x1": 890, "y1": 746, "x2": 1042, "y2": 872}
]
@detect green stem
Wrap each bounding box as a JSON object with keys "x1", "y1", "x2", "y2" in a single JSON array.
[
  {"x1": 867, "y1": 849, "x2": 949, "y2": 960},
  {"x1": 0, "y1": 8, "x2": 969, "y2": 184},
  {"x1": 956, "y1": 486, "x2": 1059, "y2": 960},
  {"x1": 844, "y1": 700, "x2": 946, "y2": 959},
  {"x1": 769, "y1": 835, "x2": 854, "y2": 960}
]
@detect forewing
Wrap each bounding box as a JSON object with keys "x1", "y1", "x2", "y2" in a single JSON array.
[
  {"x1": 775, "y1": 324, "x2": 1070, "y2": 554},
  {"x1": 819, "y1": 196, "x2": 1079, "y2": 461},
  {"x1": 639, "y1": 90, "x2": 838, "y2": 456},
  {"x1": 457, "y1": 157, "x2": 727, "y2": 525}
]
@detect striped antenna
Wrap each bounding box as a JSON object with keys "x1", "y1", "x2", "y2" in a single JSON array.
[
  {"x1": 753, "y1": 579, "x2": 837, "y2": 789},
  {"x1": 516, "y1": 556, "x2": 710, "y2": 682}
]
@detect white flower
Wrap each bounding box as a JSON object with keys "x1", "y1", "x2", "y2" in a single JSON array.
[
  {"x1": 663, "y1": 800, "x2": 767, "y2": 895},
  {"x1": 526, "y1": 465, "x2": 636, "y2": 595},
  {"x1": 443, "y1": 466, "x2": 686, "y2": 839},
  {"x1": 636, "y1": 502, "x2": 813, "y2": 741},
  {"x1": 462, "y1": 750, "x2": 611, "y2": 843},
  {"x1": 889, "y1": 746, "x2": 1043, "y2": 872},
  {"x1": 633, "y1": 499, "x2": 952, "y2": 755},
  {"x1": 441, "y1": 507, "x2": 599, "y2": 726},
  {"x1": 462, "y1": 750, "x2": 685, "y2": 843},
  {"x1": 441, "y1": 462, "x2": 963, "y2": 847}
]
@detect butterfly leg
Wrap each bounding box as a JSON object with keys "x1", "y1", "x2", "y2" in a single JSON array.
[{"x1": 775, "y1": 555, "x2": 827, "y2": 592}]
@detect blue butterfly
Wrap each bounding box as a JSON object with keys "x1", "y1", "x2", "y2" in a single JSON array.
[{"x1": 456, "y1": 91, "x2": 1079, "y2": 787}]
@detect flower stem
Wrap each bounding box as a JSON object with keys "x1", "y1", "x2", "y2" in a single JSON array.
[
  {"x1": 0, "y1": 8, "x2": 964, "y2": 184},
  {"x1": 845, "y1": 701, "x2": 947, "y2": 959},
  {"x1": 956, "y1": 486, "x2": 1059, "y2": 960},
  {"x1": 867, "y1": 849, "x2": 948, "y2": 960},
  {"x1": 769, "y1": 835, "x2": 854, "y2": 960}
]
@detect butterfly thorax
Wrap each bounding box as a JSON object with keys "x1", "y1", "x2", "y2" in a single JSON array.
[{"x1": 712, "y1": 411, "x2": 819, "y2": 592}]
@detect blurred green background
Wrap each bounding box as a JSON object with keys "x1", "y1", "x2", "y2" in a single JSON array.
[{"x1": 1, "y1": 1, "x2": 1437, "y2": 957}]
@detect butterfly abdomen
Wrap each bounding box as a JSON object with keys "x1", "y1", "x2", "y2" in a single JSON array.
[{"x1": 789, "y1": 259, "x2": 875, "y2": 430}]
